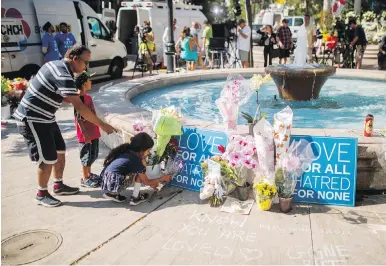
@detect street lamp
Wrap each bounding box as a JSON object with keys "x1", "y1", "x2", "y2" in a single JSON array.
[{"x1": 165, "y1": 0, "x2": 175, "y2": 73}]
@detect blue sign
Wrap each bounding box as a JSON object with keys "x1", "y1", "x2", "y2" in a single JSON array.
[
  {"x1": 291, "y1": 135, "x2": 358, "y2": 207},
  {"x1": 171, "y1": 127, "x2": 228, "y2": 191}
]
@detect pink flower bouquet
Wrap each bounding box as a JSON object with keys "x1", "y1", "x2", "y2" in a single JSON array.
[{"x1": 215, "y1": 74, "x2": 255, "y2": 133}]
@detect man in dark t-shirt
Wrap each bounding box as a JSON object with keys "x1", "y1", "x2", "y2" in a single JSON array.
[{"x1": 349, "y1": 18, "x2": 367, "y2": 69}]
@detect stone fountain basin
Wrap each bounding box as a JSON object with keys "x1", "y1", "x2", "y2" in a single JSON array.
[{"x1": 265, "y1": 64, "x2": 336, "y2": 101}]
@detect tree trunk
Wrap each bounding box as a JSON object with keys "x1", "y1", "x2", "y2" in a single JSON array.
[
  {"x1": 245, "y1": 0, "x2": 254, "y2": 67},
  {"x1": 354, "y1": 0, "x2": 361, "y2": 14}
]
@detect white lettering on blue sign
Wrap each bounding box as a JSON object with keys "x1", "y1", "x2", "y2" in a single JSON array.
[
  {"x1": 292, "y1": 136, "x2": 357, "y2": 207},
  {"x1": 171, "y1": 127, "x2": 228, "y2": 192}
]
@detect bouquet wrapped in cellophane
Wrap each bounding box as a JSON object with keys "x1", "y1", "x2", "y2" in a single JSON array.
[
  {"x1": 275, "y1": 139, "x2": 316, "y2": 199},
  {"x1": 200, "y1": 156, "x2": 228, "y2": 207},
  {"x1": 273, "y1": 106, "x2": 293, "y2": 169},
  {"x1": 152, "y1": 106, "x2": 183, "y2": 158},
  {"x1": 253, "y1": 118, "x2": 275, "y2": 182},
  {"x1": 215, "y1": 74, "x2": 254, "y2": 133}
]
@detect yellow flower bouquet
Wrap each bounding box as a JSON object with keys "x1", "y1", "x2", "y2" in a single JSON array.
[{"x1": 253, "y1": 181, "x2": 277, "y2": 211}]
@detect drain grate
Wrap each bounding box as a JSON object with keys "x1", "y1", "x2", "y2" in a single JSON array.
[{"x1": 1, "y1": 230, "x2": 62, "y2": 265}]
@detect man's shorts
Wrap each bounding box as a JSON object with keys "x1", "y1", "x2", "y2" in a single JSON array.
[
  {"x1": 17, "y1": 121, "x2": 66, "y2": 164},
  {"x1": 79, "y1": 139, "x2": 99, "y2": 167},
  {"x1": 279, "y1": 48, "x2": 290, "y2": 59},
  {"x1": 356, "y1": 45, "x2": 366, "y2": 64},
  {"x1": 239, "y1": 50, "x2": 249, "y2": 62}
]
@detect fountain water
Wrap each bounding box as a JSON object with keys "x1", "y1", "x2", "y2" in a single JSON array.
[{"x1": 265, "y1": 24, "x2": 336, "y2": 101}]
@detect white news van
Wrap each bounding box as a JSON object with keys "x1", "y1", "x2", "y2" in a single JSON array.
[
  {"x1": 1, "y1": 0, "x2": 127, "y2": 79},
  {"x1": 117, "y1": 0, "x2": 207, "y2": 64}
]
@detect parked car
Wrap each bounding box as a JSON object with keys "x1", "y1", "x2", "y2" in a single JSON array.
[
  {"x1": 252, "y1": 24, "x2": 264, "y2": 45},
  {"x1": 1, "y1": 0, "x2": 128, "y2": 79}
]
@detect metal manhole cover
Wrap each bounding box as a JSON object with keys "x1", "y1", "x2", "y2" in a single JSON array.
[{"x1": 1, "y1": 230, "x2": 62, "y2": 265}]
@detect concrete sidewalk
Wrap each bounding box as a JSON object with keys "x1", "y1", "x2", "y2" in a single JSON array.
[{"x1": 2, "y1": 95, "x2": 386, "y2": 265}]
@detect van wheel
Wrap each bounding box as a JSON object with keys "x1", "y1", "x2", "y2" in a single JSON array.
[
  {"x1": 20, "y1": 65, "x2": 40, "y2": 80},
  {"x1": 109, "y1": 58, "x2": 123, "y2": 79}
]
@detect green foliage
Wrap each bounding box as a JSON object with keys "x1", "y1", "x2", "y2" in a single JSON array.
[{"x1": 241, "y1": 112, "x2": 267, "y2": 124}]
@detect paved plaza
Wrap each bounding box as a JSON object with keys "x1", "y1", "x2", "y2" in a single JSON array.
[{"x1": 1, "y1": 76, "x2": 386, "y2": 265}]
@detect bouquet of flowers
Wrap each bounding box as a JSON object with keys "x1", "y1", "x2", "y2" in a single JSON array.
[
  {"x1": 153, "y1": 106, "x2": 182, "y2": 158},
  {"x1": 362, "y1": 11, "x2": 376, "y2": 22},
  {"x1": 250, "y1": 74, "x2": 271, "y2": 91},
  {"x1": 274, "y1": 139, "x2": 316, "y2": 211},
  {"x1": 273, "y1": 106, "x2": 293, "y2": 169},
  {"x1": 146, "y1": 136, "x2": 179, "y2": 168},
  {"x1": 200, "y1": 165, "x2": 226, "y2": 207},
  {"x1": 132, "y1": 114, "x2": 153, "y2": 135},
  {"x1": 1, "y1": 77, "x2": 12, "y2": 107},
  {"x1": 201, "y1": 155, "x2": 237, "y2": 199},
  {"x1": 221, "y1": 135, "x2": 259, "y2": 186},
  {"x1": 215, "y1": 74, "x2": 255, "y2": 133},
  {"x1": 1, "y1": 76, "x2": 28, "y2": 108},
  {"x1": 253, "y1": 118, "x2": 275, "y2": 180},
  {"x1": 164, "y1": 158, "x2": 184, "y2": 176},
  {"x1": 253, "y1": 180, "x2": 277, "y2": 211}
]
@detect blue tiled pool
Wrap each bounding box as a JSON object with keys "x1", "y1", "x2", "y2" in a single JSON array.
[{"x1": 131, "y1": 78, "x2": 386, "y2": 129}]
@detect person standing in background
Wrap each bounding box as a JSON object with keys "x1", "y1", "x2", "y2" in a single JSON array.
[
  {"x1": 42, "y1": 22, "x2": 60, "y2": 63},
  {"x1": 277, "y1": 19, "x2": 293, "y2": 64},
  {"x1": 257, "y1": 25, "x2": 276, "y2": 67},
  {"x1": 55, "y1": 22, "x2": 76, "y2": 58},
  {"x1": 141, "y1": 21, "x2": 156, "y2": 75},
  {"x1": 304, "y1": 14, "x2": 316, "y2": 63},
  {"x1": 162, "y1": 18, "x2": 179, "y2": 68},
  {"x1": 202, "y1": 21, "x2": 213, "y2": 68},
  {"x1": 236, "y1": 19, "x2": 251, "y2": 68},
  {"x1": 378, "y1": 33, "x2": 386, "y2": 70},
  {"x1": 349, "y1": 18, "x2": 367, "y2": 69},
  {"x1": 190, "y1": 22, "x2": 201, "y2": 54}
]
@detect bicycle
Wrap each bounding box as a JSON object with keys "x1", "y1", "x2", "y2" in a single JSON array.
[
  {"x1": 314, "y1": 43, "x2": 335, "y2": 66},
  {"x1": 339, "y1": 44, "x2": 356, "y2": 69}
]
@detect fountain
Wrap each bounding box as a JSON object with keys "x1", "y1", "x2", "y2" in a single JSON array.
[{"x1": 265, "y1": 24, "x2": 336, "y2": 101}]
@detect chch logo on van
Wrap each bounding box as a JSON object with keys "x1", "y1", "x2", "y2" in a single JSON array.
[
  {"x1": 1, "y1": 7, "x2": 31, "y2": 51},
  {"x1": 3, "y1": 35, "x2": 10, "y2": 43}
]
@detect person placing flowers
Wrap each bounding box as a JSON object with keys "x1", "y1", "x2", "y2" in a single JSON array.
[{"x1": 100, "y1": 132, "x2": 172, "y2": 205}]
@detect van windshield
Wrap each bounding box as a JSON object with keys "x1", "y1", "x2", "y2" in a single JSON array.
[
  {"x1": 294, "y1": 18, "x2": 304, "y2": 26},
  {"x1": 252, "y1": 24, "x2": 263, "y2": 31}
]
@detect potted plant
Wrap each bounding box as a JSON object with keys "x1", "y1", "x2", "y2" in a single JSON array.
[
  {"x1": 253, "y1": 180, "x2": 277, "y2": 211},
  {"x1": 275, "y1": 168, "x2": 297, "y2": 213},
  {"x1": 241, "y1": 112, "x2": 267, "y2": 135}
]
